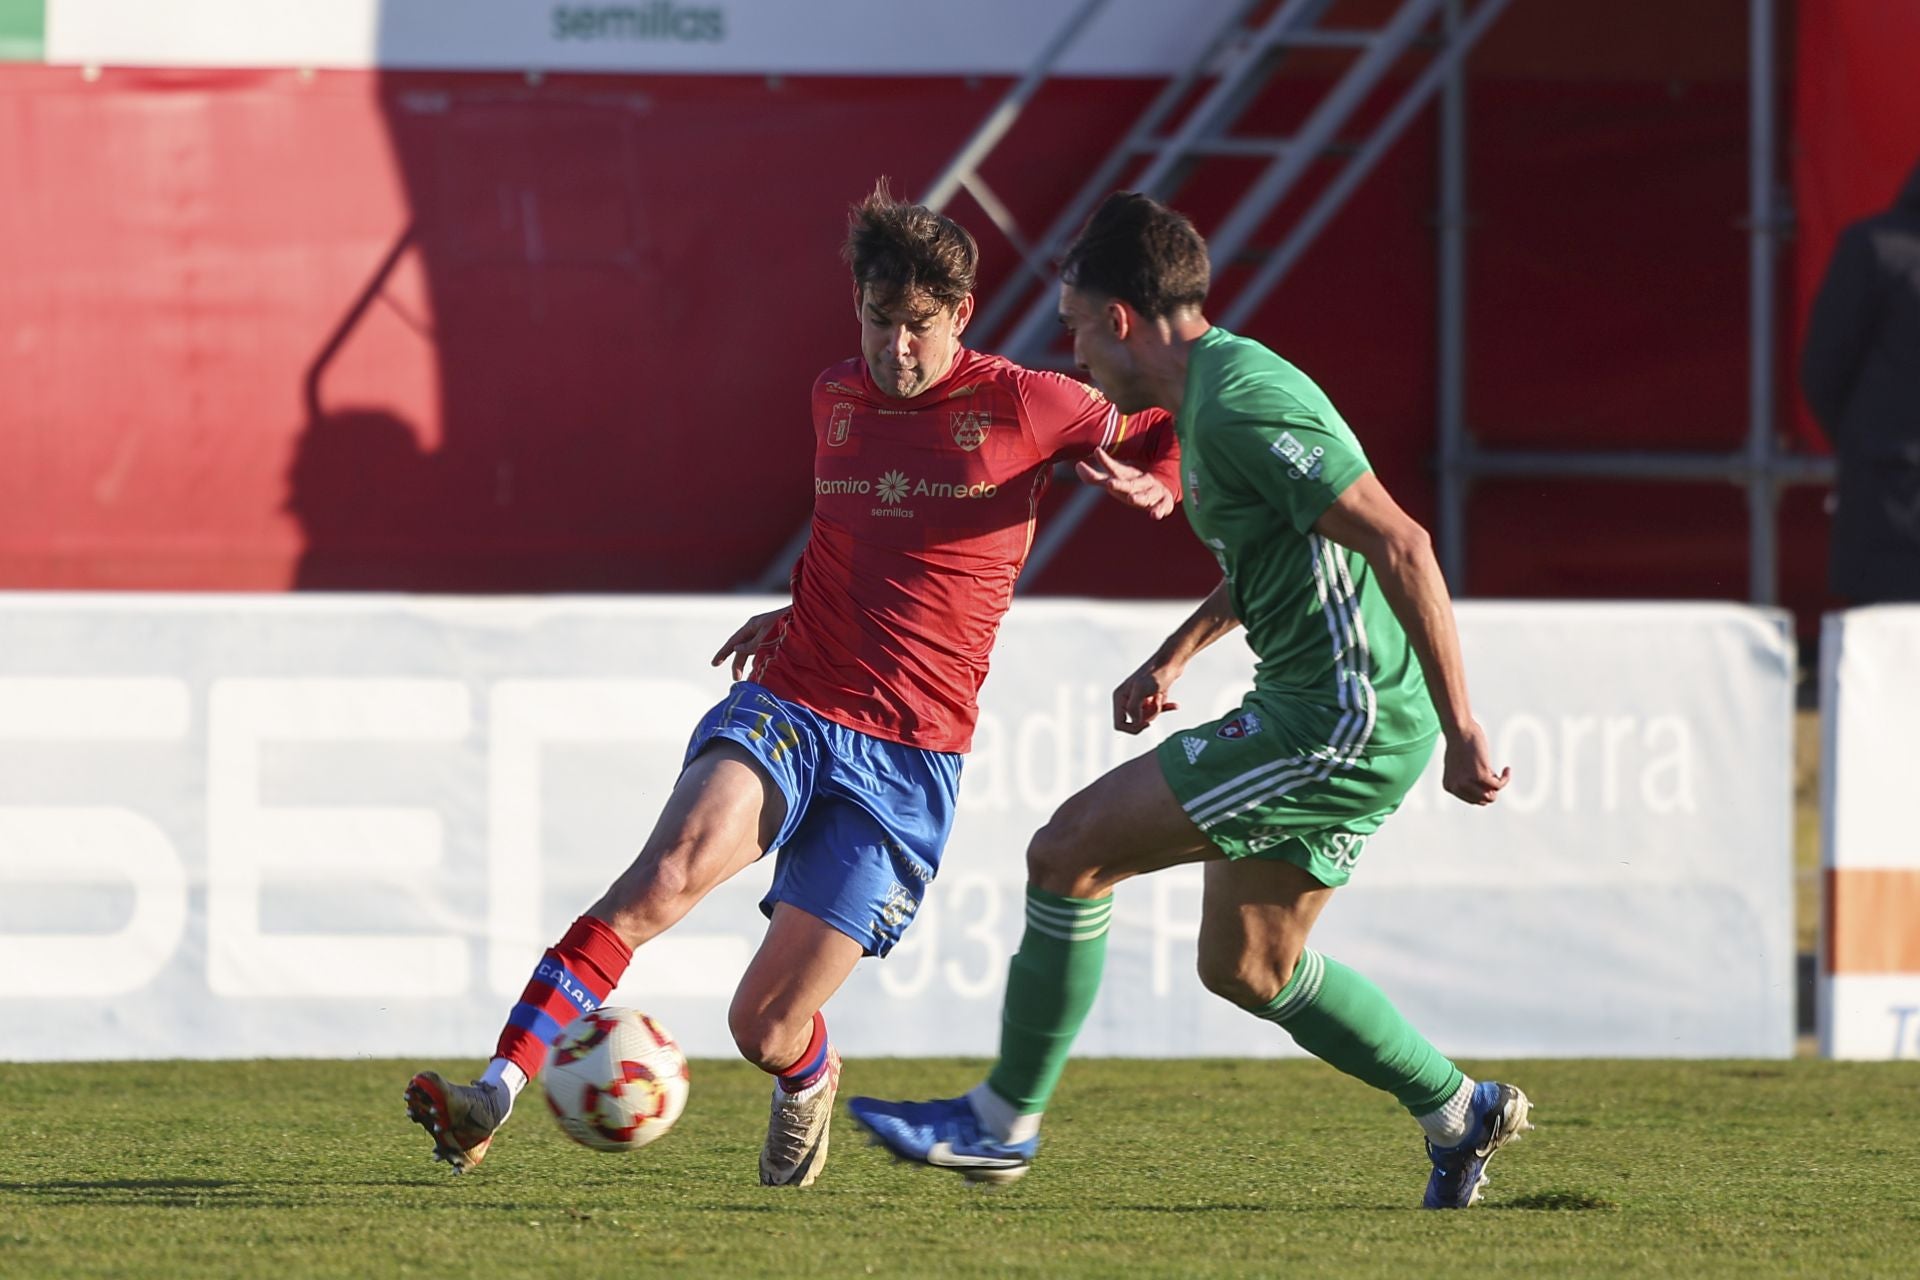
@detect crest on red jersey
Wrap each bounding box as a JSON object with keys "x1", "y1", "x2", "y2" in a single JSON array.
[
  {"x1": 828, "y1": 402, "x2": 853, "y2": 447},
  {"x1": 951, "y1": 411, "x2": 990, "y2": 452}
]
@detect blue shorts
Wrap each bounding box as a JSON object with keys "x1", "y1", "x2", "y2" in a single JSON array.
[{"x1": 682, "y1": 682, "x2": 962, "y2": 957}]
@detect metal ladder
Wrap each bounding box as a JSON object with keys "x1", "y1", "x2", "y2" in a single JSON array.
[
  {"x1": 967, "y1": 0, "x2": 1518, "y2": 582},
  {"x1": 946, "y1": 0, "x2": 1514, "y2": 365}
]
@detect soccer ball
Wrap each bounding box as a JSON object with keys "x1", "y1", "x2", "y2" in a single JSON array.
[{"x1": 541, "y1": 1007, "x2": 690, "y2": 1152}]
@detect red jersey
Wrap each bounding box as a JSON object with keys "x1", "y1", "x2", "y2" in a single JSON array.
[{"x1": 752, "y1": 348, "x2": 1179, "y2": 753}]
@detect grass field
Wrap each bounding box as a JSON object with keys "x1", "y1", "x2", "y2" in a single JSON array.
[{"x1": 3, "y1": 1057, "x2": 1915, "y2": 1279}]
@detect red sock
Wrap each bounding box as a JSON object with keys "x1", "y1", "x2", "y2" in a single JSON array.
[
  {"x1": 494, "y1": 915, "x2": 633, "y2": 1079},
  {"x1": 773, "y1": 1011, "x2": 832, "y2": 1093}
]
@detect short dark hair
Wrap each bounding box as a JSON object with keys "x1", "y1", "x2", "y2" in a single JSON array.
[
  {"x1": 1060, "y1": 192, "x2": 1209, "y2": 319},
  {"x1": 842, "y1": 179, "x2": 978, "y2": 314}
]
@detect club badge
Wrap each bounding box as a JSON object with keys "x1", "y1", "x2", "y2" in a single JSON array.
[{"x1": 951, "y1": 411, "x2": 991, "y2": 452}]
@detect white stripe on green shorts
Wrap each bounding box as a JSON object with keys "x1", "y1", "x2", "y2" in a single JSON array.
[{"x1": 1182, "y1": 539, "x2": 1378, "y2": 831}]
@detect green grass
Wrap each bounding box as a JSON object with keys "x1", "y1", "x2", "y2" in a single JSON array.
[{"x1": 2, "y1": 1058, "x2": 1914, "y2": 1278}]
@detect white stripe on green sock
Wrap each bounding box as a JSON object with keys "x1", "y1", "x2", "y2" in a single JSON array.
[
  {"x1": 984, "y1": 885, "x2": 1112, "y2": 1114},
  {"x1": 1252, "y1": 948, "x2": 1464, "y2": 1115}
]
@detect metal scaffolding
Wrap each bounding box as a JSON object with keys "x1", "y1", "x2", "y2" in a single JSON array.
[{"x1": 1435, "y1": 0, "x2": 1832, "y2": 604}]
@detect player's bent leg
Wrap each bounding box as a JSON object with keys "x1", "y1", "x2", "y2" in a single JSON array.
[
  {"x1": 1192, "y1": 857, "x2": 1332, "y2": 1009},
  {"x1": 731, "y1": 904, "x2": 864, "y2": 1188},
  {"x1": 992, "y1": 753, "x2": 1213, "y2": 1116},
  {"x1": 591, "y1": 740, "x2": 790, "y2": 945},
  {"x1": 852, "y1": 753, "x2": 1215, "y2": 1184},
  {"x1": 1204, "y1": 859, "x2": 1462, "y2": 1113},
  {"x1": 1197, "y1": 860, "x2": 1533, "y2": 1206},
  {"x1": 405, "y1": 741, "x2": 784, "y2": 1174}
]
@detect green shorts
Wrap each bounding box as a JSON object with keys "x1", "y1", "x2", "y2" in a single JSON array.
[{"x1": 1155, "y1": 695, "x2": 1437, "y2": 887}]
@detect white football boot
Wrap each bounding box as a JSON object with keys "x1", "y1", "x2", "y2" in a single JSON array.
[{"x1": 758, "y1": 1048, "x2": 842, "y2": 1187}]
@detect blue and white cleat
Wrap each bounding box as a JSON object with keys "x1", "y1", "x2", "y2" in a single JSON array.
[
  {"x1": 846, "y1": 1095, "x2": 1039, "y2": 1185},
  {"x1": 1423, "y1": 1081, "x2": 1533, "y2": 1208}
]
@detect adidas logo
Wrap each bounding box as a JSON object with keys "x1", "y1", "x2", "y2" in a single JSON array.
[{"x1": 1181, "y1": 736, "x2": 1208, "y2": 764}]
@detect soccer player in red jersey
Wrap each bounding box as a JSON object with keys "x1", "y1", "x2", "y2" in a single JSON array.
[{"x1": 405, "y1": 183, "x2": 1180, "y2": 1185}]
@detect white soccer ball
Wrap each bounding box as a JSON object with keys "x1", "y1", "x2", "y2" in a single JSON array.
[{"x1": 541, "y1": 1007, "x2": 690, "y2": 1152}]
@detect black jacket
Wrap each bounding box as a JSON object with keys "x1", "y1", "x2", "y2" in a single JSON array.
[{"x1": 1802, "y1": 159, "x2": 1920, "y2": 603}]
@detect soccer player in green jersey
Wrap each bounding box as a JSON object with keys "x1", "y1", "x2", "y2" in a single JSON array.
[{"x1": 849, "y1": 192, "x2": 1532, "y2": 1209}]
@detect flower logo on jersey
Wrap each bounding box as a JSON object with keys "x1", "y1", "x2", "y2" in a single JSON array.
[
  {"x1": 828, "y1": 402, "x2": 853, "y2": 447},
  {"x1": 951, "y1": 411, "x2": 991, "y2": 452},
  {"x1": 1217, "y1": 710, "x2": 1264, "y2": 740},
  {"x1": 876, "y1": 470, "x2": 911, "y2": 504}
]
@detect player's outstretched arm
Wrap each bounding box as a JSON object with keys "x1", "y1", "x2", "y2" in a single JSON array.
[
  {"x1": 1076, "y1": 446, "x2": 1176, "y2": 519},
  {"x1": 1016, "y1": 366, "x2": 1181, "y2": 516},
  {"x1": 1113, "y1": 578, "x2": 1240, "y2": 734},
  {"x1": 711, "y1": 605, "x2": 791, "y2": 681},
  {"x1": 1311, "y1": 474, "x2": 1509, "y2": 806}
]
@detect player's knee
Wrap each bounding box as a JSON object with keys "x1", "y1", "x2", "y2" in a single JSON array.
[
  {"x1": 1196, "y1": 948, "x2": 1284, "y2": 1011},
  {"x1": 725, "y1": 1008, "x2": 777, "y2": 1068},
  {"x1": 725, "y1": 1001, "x2": 804, "y2": 1072},
  {"x1": 1023, "y1": 822, "x2": 1067, "y2": 883},
  {"x1": 1024, "y1": 809, "x2": 1101, "y2": 893}
]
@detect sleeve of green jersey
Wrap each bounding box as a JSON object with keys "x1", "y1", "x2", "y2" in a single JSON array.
[{"x1": 1214, "y1": 408, "x2": 1370, "y2": 533}]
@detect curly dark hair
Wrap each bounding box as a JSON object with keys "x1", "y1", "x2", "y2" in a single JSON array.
[
  {"x1": 1061, "y1": 192, "x2": 1209, "y2": 319},
  {"x1": 842, "y1": 178, "x2": 978, "y2": 314}
]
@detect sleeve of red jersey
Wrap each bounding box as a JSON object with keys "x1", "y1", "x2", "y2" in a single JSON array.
[{"x1": 1014, "y1": 367, "x2": 1183, "y2": 499}]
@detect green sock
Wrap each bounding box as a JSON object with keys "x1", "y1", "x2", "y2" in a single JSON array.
[
  {"x1": 1253, "y1": 948, "x2": 1463, "y2": 1114},
  {"x1": 984, "y1": 886, "x2": 1113, "y2": 1114}
]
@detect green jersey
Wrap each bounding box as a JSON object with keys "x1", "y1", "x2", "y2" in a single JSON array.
[{"x1": 1174, "y1": 327, "x2": 1438, "y2": 756}]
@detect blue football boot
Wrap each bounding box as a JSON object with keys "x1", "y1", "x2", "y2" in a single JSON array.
[
  {"x1": 846, "y1": 1094, "x2": 1039, "y2": 1185},
  {"x1": 1423, "y1": 1081, "x2": 1533, "y2": 1208}
]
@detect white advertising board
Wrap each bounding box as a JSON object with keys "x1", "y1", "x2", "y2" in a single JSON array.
[
  {"x1": 0, "y1": 594, "x2": 1795, "y2": 1061},
  {"x1": 1818, "y1": 606, "x2": 1920, "y2": 1060},
  {"x1": 44, "y1": 0, "x2": 1241, "y2": 75}
]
